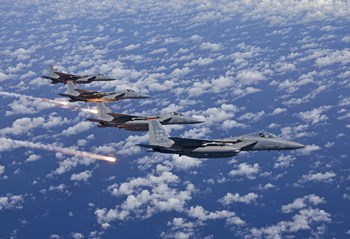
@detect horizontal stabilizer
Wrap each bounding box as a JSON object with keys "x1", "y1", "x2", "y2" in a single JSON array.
[
  {"x1": 169, "y1": 137, "x2": 205, "y2": 147},
  {"x1": 108, "y1": 113, "x2": 136, "y2": 118},
  {"x1": 41, "y1": 76, "x2": 55, "y2": 80},
  {"x1": 86, "y1": 118, "x2": 105, "y2": 123},
  {"x1": 112, "y1": 92, "x2": 125, "y2": 99},
  {"x1": 59, "y1": 93, "x2": 72, "y2": 97},
  {"x1": 233, "y1": 141, "x2": 258, "y2": 150},
  {"x1": 136, "y1": 144, "x2": 165, "y2": 149},
  {"x1": 75, "y1": 89, "x2": 95, "y2": 94}
]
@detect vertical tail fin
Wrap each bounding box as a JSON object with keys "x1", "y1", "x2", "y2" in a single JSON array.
[
  {"x1": 96, "y1": 103, "x2": 113, "y2": 121},
  {"x1": 48, "y1": 66, "x2": 59, "y2": 78},
  {"x1": 66, "y1": 81, "x2": 79, "y2": 96},
  {"x1": 148, "y1": 120, "x2": 173, "y2": 147}
]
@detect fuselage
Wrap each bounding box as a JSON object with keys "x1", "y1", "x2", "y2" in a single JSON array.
[
  {"x1": 222, "y1": 135, "x2": 305, "y2": 151},
  {"x1": 154, "y1": 144, "x2": 240, "y2": 158},
  {"x1": 97, "y1": 116, "x2": 203, "y2": 131},
  {"x1": 151, "y1": 135, "x2": 304, "y2": 158},
  {"x1": 43, "y1": 72, "x2": 116, "y2": 84}
]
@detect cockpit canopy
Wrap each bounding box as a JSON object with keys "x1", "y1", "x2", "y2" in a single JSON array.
[
  {"x1": 125, "y1": 89, "x2": 135, "y2": 92},
  {"x1": 258, "y1": 132, "x2": 276, "y2": 138},
  {"x1": 171, "y1": 112, "x2": 184, "y2": 116}
]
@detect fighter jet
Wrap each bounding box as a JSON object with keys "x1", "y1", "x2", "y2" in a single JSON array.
[
  {"x1": 87, "y1": 103, "x2": 204, "y2": 131},
  {"x1": 138, "y1": 120, "x2": 305, "y2": 158},
  {"x1": 59, "y1": 81, "x2": 149, "y2": 103},
  {"x1": 42, "y1": 66, "x2": 116, "y2": 84}
]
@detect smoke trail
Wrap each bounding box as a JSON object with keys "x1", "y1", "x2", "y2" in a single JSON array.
[
  {"x1": 0, "y1": 137, "x2": 116, "y2": 162},
  {"x1": 0, "y1": 91, "x2": 97, "y2": 114}
]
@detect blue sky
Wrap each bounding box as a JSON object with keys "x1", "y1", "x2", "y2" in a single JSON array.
[{"x1": 1, "y1": 1, "x2": 350, "y2": 238}]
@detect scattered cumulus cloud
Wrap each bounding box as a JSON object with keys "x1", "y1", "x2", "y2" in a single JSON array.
[
  {"x1": 0, "y1": 194, "x2": 24, "y2": 211},
  {"x1": 70, "y1": 170, "x2": 93, "y2": 182},
  {"x1": 219, "y1": 192, "x2": 259, "y2": 205},
  {"x1": 229, "y1": 163, "x2": 260, "y2": 179},
  {"x1": 297, "y1": 171, "x2": 336, "y2": 184}
]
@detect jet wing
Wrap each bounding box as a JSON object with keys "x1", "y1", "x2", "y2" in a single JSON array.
[
  {"x1": 106, "y1": 113, "x2": 140, "y2": 122},
  {"x1": 229, "y1": 140, "x2": 258, "y2": 150},
  {"x1": 75, "y1": 89, "x2": 95, "y2": 94},
  {"x1": 169, "y1": 137, "x2": 220, "y2": 147},
  {"x1": 159, "y1": 115, "x2": 172, "y2": 124},
  {"x1": 136, "y1": 144, "x2": 166, "y2": 149},
  {"x1": 111, "y1": 92, "x2": 125, "y2": 100},
  {"x1": 169, "y1": 137, "x2": 258, "y2": 149},
  {"x1": 86, "y1": 118, "x2": 105, "y2": 123},
  {"x1": 56, "y1": 71, "x2": 81, "y2": 77},
  {"x1": 41, "y1": 75, "x2": 55, "y2": 80},
  {"x1": 76, "y1": 76, "x2": 94, "y2": 82}
]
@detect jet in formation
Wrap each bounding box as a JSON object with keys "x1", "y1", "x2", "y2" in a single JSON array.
[
  {"x1": 138, "y1": 120, "x2": 305, "y2": 158},
  {"x1": 87, "y1": 103, "x2": 204, "y2": 131},
  {"x1": 42, "y1": 66, "x2": 116, "y2": 84},
  {"x1": 59, "y1": 81, "x2": 149, "y2": 103}
]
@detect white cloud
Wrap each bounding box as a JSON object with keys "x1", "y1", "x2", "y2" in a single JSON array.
[
  {"x1": 0, "y1": 72, "x2": 11, "y2": 81},
  {"x1": 219, "y1": 192, "x2": 259, "y2": 205},
  {"x1": 258, "y1": 183, "x2": 275, "y2": 191},
  {"x1": 229, "y1": 163, "x2": 260, "y2": 179},
  {"x1": 171, "y1": 155, "x2": 202, "y2": 170},
  {"x1": 0, "y1": 194, "x2": 24, "y2": 211},
  {"x1": 250, "y1": 208, "x2": 331, "y2": 238},
  {"x1": 51, "y1": 157, "x2": 80, "y2": 175},
  {"x1": 170, "y1": 67, "x2": 190, "y2": 78},
  {"x1": 162, "y1": 217, "x2": 195, "y2": 239},
  {"x1": 70, "y1": 170, "x2": 93, "y2": 182},
  {"x1": 200, "y1": 42, "x2": 222, "y2": 51},
  {"x1": 0, "y1": 165, "x2": 4, "y2": 176},
  {"x1": 0, "y1": 115, "x2": 69, "y2": 136},
  {"x1": 61, "y1": 121, "x2": 94, "y2": 136},
  {"x1": 273, "y1": 154, "x2": 296, "y2": 169},
  {"x1": 222, "y1": 119, "x2": 246, "y2": 130},
  {"x1": 298, "y1": 144, "x2": 321, "y2": 155},
  {"x1": 298, "y1": 171, "x2": 336, "y2": 184},
  {"x1": 298, "y1": 106, "x2": 331, "y2": 125},
  {"x1": 236, "y1": 70, "x2": 265, "y2": 85},
  {"x1": 149, "y1": 48, "x2": 168, "y2": 55},
  {"x1": 124, "y1": 44, "x2": 141, "y2": 51},
  {"x1": 315, "y1": 49, "x2": 350, "y2": 67},
  {"x1": 271, "y1": 108, "x2": 286, "y2": 115},
  {"x1": 71, "y1": 233, "x2": 84, "y2": 239},
  {"x1": 6, "y1": 98, "x2": 51, "y2": 116},
  {"x1": 48, "y1": 184, "x2": 69, "y2": 194},
  {"x1": 116, "y1": 134, "x2": 148, "y2": 156},
  {"x1": 2, "y1": 47, "x2": 34, "y2": 60},
  {"x1": 280, "y1": 124, "x2": 310, "y2": 139},
  {"x1": 324, "y1": 142, "x2": 334, "y2": 148},
  {"x1": 26, "y1": 154, "x2": 41, "y2": 162},
  {"x1": 281, "y1": 194, "x2": 325, "y2": 213},
  {"x1": 238, "y1": 111, "x2": 265, "y2": 123},
  {"x1": 200, "y1": 104, "x2": 240, "y2": 126},
  {"x1": 186, "y1": 57, "x2": 214, "y2": 66},
  {"x1": 96, "y1": 171, "x2": 195, "y2": 227},
  {"x1": 188, "y1": 205, "x2": 245, "y2": 226}
]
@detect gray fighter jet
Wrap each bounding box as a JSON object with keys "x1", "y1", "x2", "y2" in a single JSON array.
[
  {"x1": 42, "y1": 66, "x2": 116, "y2": 84},
  {"x1": 138, "y1": 120, "x2": 305, "y2": 158},
  {"x1": 59, "y1": 81, "x2": 149, "y2": 103},
  {"x1": 87, "y1": 103, "x2": 204, "y2": 131}
]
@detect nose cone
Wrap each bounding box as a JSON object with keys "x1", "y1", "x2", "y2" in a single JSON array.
[
  {"x1": 136, "y1": 93, "x2": 150, "y2": 99},
  {"x1": 104, "y1": 78, "x2": 117, "y2": 81},
  {"x1": 285, "y1": 140, "x2": 305, "y2": 149},
  {"x1": 187, "y1": 117, "x2": 205, "y2": 124},
  {"x1": 95, "y1": 75, "x2": 114, "y2": 81}
]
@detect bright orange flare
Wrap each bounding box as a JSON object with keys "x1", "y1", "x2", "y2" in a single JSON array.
[
  {"x1": 0, "y1": 137, "x2": 116, "y2": 163},
  {"x1": 0, "y1": 91, "x2": 97, "y2": 114}
]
